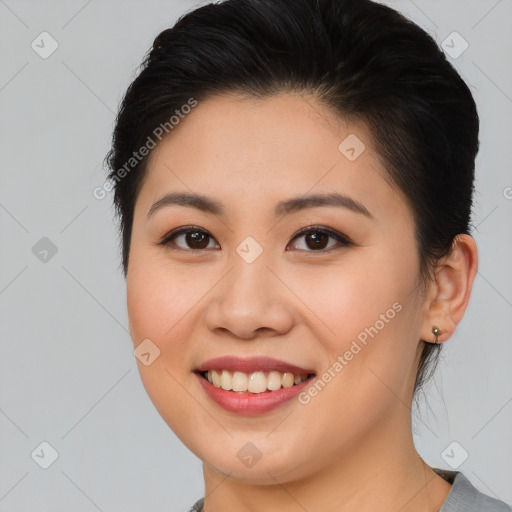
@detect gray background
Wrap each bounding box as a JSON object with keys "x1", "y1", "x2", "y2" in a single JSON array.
[{"x1": 0, "y1": 0, "x2": 511, "y2": 511}]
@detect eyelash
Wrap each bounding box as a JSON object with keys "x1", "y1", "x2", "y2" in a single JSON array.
[{"x1": 157, "y1": 225, "x2": 353, "y2": 253}]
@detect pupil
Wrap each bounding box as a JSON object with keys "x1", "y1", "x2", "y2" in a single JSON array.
[
  {"x1": 187, "y1": 231, "x2": 209, "y2": 249},
  {"x1": 306, "y1": 231, "x2": 328, "y2": 250}
]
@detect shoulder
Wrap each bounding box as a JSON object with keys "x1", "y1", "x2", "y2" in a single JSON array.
[
  {"x1": 186, "y1": 473, "x2": 512, "y2": 512},
  {"x1": 435, "y1": 469, "x2": 511, "y2": 512}
]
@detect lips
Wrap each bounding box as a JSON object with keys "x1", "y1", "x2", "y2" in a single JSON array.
[
  {"x1": 195, "y1": 356, "x2": 315, "y2": 375},
  {"x1": 194, "y1": 356, "x2": 316, "y2": 415}
]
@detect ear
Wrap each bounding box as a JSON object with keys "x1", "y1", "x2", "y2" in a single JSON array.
[{"x1": 420, "y1": 234, "x2": 478, "y2": 343}]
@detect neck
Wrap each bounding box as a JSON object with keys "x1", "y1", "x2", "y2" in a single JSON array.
[{"x1": 200, "y1": 409, "x2": 452, "y2": 512}]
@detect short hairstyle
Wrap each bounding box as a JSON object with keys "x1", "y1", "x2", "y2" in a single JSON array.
[{"x1": 105, "y1": 0, "x2": 479, "y2": 397}]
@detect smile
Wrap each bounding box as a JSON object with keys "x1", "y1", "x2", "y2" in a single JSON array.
[
  {"x1": 195, "y1": 356, "x2": 316, "y2": 415},
  {"x1": 200, "y1": 369, "x2": 313, "y2": 393}
]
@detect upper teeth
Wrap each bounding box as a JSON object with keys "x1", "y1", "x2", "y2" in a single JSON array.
[{"x1": 205, "y1": 370, "x2": 309, "y2": 393}]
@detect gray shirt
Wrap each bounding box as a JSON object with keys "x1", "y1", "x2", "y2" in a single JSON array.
[{"x1": 187, "y1": 468, "x2": 511, "y2": 511}]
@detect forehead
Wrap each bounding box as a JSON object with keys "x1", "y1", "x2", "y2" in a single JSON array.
[{"x1": 137, "y1": 92, "x2": 405, "y2": 221}]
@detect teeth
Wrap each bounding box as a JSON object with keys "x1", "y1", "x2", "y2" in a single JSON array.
[
  {"x1": 220, "y1": 370, "x2": 232, "y2": 391},
  {"x1": 232, "y1": 371, "x2": 248, "y2": 392},
  {"x1": 211, "y1": 370, "x2": 221, "y2": 387},
  {"x1": 248, "y1": 371, "x2": 267, "y2": 393},
  {"x1": 267, "y1": 371, "x2": 282, "y2": 390},
  {"x1": 282, "y1": 372, "x2": 294, "y2": 388},
  {"x1": 205, "y1": 370, "x2": 310, "y2": 393}
]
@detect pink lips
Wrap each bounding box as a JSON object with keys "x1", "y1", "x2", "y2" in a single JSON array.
[
  {"x1": 194, "y1": 356, "x2": 316, "y2": 415},
  {"x1": 195, "y1": 356, "x2": 314, "y2": 375}
]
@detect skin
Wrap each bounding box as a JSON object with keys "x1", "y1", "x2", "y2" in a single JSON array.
[{"x1": 126, "y1": 92, "x2": 478, "y2": 512}]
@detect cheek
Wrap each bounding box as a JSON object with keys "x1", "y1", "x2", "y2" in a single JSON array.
[
  {"x1": 126, "y1": 254, "x2": 211, "y2": 439},
  {"x1": 293, "y1": 253, "x2": 409, "y2": 345},
  {"x1": 125, "y1": 248, "x2": 205, "y2": 405},
  {"x1": 292, "y1": 247, "x2": 420, "y2": 396},
  {"x1": 127, "y1": 246, "x2": 202, "y2": 345},
  {"x1": 291, "y1": 268, "x2": 418, "y2": 451}
]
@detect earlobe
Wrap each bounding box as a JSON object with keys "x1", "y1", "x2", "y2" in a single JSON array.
[{"x1": 421, "y1": 234, "x2": 478, "y2": 344}]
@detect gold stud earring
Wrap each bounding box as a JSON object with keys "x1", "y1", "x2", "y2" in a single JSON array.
[{"x1": 432, "y1": 325, "x2": 441, "y2": 344}]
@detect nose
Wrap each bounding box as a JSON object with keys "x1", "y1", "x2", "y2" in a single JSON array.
[{"x1": 204, "y1": 253, "x2": 295, "y2": 340}]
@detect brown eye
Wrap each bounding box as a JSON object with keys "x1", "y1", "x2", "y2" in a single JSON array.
[
  {"x1": 184, "y1": 230, "x2": 210, "y2": 249},
  {"x1": 289, "y1": 227, "x2": 351, "y2": 252},
  {"x1": 304, "y1": 231, "x2": 330, "y2": 250},
  {"x1": 159, "y1": 227, "x2": 220, "y2": 250}
]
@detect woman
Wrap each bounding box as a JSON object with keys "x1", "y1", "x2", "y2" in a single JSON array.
[{"x1": 105, "y1": 0, "x2": 511, "y2": 510}]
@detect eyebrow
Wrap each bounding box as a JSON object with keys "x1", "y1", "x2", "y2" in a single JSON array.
[{"x1": 146, "y1": 191, "x2": 372, "y2": 220}]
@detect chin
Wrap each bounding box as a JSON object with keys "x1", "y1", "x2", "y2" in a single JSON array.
[{"x1": 198, "y1": 441, "x2": 313, "y2": 485}]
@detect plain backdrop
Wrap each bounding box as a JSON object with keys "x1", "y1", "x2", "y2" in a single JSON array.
[{"x1": 1, "y1": 0, "x2": 511, "y2": 511}]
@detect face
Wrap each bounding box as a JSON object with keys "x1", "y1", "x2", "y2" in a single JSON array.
[{"x1": 127, "y1": 92, "x2": 426, "y2": 484}]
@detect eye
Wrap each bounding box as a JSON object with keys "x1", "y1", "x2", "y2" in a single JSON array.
[
  {"x1": 157, "y1": 225, "x2": 352, "y2": 252},
  {"x1": 287, "y1": 226, "x2": 352, "y2": 252},
  {"x1": 158, "y1": 226, "x2": 220, "y2": 251}
]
